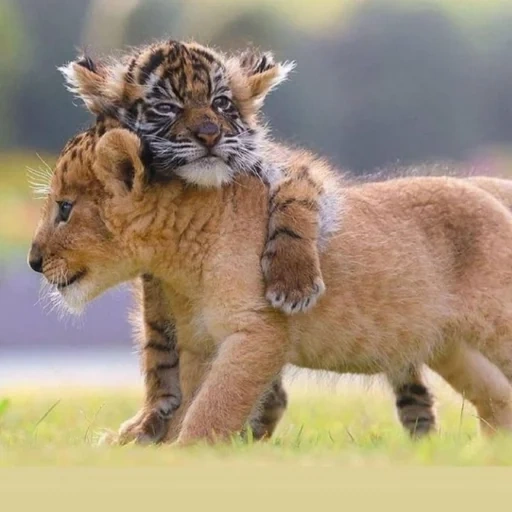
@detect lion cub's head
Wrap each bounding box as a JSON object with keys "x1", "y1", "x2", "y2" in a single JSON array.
[
  {"x1": 59, "y1": 40, "x2": 294, "y2": 187},
  {"x1": 28, "y1": 120, "x2": 165, "y2": 313}
]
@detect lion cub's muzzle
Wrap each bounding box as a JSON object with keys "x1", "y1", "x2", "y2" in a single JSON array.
[{"x1": 28, "y1": 243, "x2": 43, "y2": 274}]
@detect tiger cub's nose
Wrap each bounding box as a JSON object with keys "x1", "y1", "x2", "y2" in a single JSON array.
[{"x1": 193, "y1": 121, "x2": 221, "y2": 149}]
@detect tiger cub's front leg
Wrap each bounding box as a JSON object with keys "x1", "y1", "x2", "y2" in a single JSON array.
[
  {"x1": 246, "y1": 375, "x2": 288, "y2": 440},
  {"x1": 117, "y1": 274, "x2": 181, "y2": 445},
  {"x1": 262, "y1": 162, "x2": 326, "y2": 314}
]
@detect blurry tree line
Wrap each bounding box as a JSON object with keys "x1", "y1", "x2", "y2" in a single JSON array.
[{"x1": 2, "y1": 0, "x2": 512, "y2": 174}]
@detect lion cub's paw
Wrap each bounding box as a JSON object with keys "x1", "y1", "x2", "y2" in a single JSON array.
[
  {"x1": 262, "y1": 243, "x2": 326, "y2": 315},
  {"x1": 116, "y1": 407, "x2": 171, "y2": 446}
]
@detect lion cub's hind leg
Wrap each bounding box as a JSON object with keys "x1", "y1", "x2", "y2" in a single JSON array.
[
  {"x1": 388, "y1": 367, "x2": 437, "y2": 438},
  {"x1": 431, "y1": 344, "x2": 512, "y2": 436}
]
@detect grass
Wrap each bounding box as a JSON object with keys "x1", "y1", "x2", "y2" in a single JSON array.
[
  {"x1": 2, "y1": 379, "x2": 512, "y2": 468},
  {"x1": 2, "y1": 385, "x2": 512, "y2": 506}
]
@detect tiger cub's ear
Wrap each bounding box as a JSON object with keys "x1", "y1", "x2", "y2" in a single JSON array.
[
  {"x1": 238, "y1": 51, "x2": 295, "y2": 105},
  {"x1": 59, "y1": 56, "x2": 113, "y2": 115},
  {"x1": 59, "y1": 55, "x2": 142, "y2": 117}
]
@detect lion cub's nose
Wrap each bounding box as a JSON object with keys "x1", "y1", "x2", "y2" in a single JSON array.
[
  {"x1": 193, "y1": 121, "x2": 221, "y2": 149},
  {"x1": 28, "y1": 243, "x2": 43, "y2": 273}
]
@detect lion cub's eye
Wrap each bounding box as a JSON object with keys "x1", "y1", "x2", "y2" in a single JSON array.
[
  {"x1": 212, "y1": 96, "x2": 231, "y2": 110},
  {"x1": 56, "y1": 201, "x2": 73, "y2": 223},
  {"x1": 153, "y1": 103, "x2": 182, "y2": 116}
]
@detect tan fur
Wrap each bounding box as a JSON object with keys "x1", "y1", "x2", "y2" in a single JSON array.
[
  {"x1": 109, "y1": 176, "x2": 512, "y2": 445},
  {"x1": 29, "y1": 122, "x2": 512, "y2": 444},
  {"x1": 467, "y1": 176, "x2": 512, "y2": 210}
]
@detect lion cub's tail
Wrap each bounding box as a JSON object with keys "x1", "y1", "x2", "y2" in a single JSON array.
[{"x1": 466, "y1": 176, "x2": 512, "y2": 210}]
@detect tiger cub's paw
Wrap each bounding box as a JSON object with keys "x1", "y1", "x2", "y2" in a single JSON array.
[
  {"x1": 262, "y1": 240, "x2": 325, "y2": 315},
  {"x1": 95, "y1": 429, "x2": 120, "y2": 446},
  {"x1": 116, "y1": 405, "x2": 172, "y2": 446}
]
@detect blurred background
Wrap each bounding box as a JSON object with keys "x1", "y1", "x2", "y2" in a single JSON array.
[{"x1": 2, "y1": 0, "x2": 512, "y2": 387}]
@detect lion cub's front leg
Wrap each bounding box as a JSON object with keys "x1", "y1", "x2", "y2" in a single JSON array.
[
  {"x1": 262, "y1": 164, "x2": 326, "y2": 315},
  {"x1": 116, "y1": 275, "x2": 181, "y2": 445},
  {"x1": 177, "y1": 321, "x2": 288, "y2": 445}
]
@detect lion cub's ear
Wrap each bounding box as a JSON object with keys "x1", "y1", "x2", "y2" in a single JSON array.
[
  {"x1": 238, "y1": 51, "x2": 295, "y2": 105},
  {"x1": 95, "y1": 128, "x2": 149, "y2": 197}
]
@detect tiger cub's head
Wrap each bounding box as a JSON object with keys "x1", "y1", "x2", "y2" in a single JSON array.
[{"x1": 60, "y1": 41, "x2": 294, "y2": 187}]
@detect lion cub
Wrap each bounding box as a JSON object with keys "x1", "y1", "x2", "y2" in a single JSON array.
[{"x1": 29, "y1": 117, "x2": 512, "y2": 445}]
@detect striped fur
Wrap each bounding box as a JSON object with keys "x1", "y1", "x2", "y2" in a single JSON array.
[
  {"x1": 388, "y1": 367, "x2": 437, "y2": 437},
  {"x1": 118, "y1": 274, "x2": 181, "y2": 444}
]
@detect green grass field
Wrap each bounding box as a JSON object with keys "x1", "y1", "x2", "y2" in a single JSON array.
[
  {"x1": 2, "y1": 379, "x2": 512, "y2": 467},
  {"x1": 2, "y1": 383, "x2": 512, "y2": 507}
]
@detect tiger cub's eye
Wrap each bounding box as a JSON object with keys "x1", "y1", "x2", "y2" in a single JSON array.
[
  {"x1": 154, "y1": 103, "x2": 182, "y2": 116},
  {"x1": 212, "y1": 96, "x2": 231, "y2": 110}
]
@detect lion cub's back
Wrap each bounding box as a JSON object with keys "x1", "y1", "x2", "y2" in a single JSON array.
[
  {"x1": 288, "y1": 176, "x2": 512, "y2": 374},
  {"x1": 466, "y1": 176, "x2": 512, "y2": 210}
]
